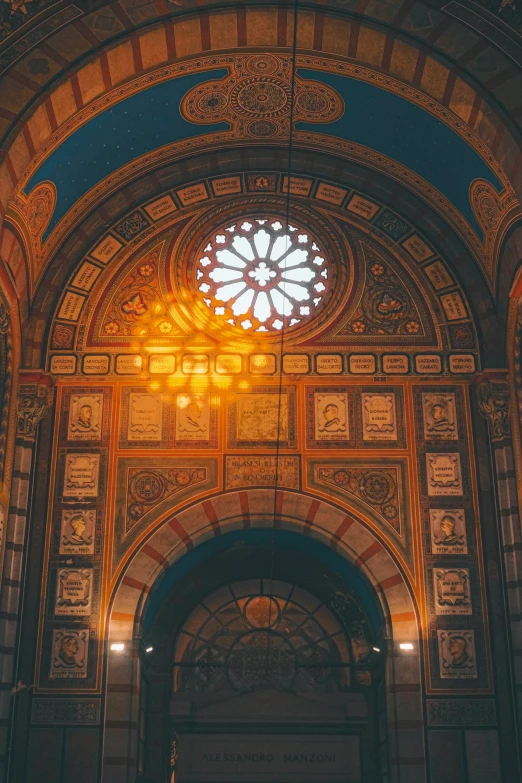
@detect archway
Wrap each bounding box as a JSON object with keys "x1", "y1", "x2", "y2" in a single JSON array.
[{"x1": 105, "y1": 490, "x2": 422, "y2": 783}]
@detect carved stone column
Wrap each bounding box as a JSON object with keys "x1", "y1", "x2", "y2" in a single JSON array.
[
  {"x1": 477, "y1": 376, "x2": 522, "y2": 734},
  {"x1": 0, "y1": 372, "x2": 53, "y2": 773}
]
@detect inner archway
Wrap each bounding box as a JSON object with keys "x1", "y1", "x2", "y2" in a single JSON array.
[{"x1": 135, "y1": 528, "x2": 390, "y2": 783}]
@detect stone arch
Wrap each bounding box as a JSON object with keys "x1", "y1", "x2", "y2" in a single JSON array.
[{"x1": 104, "y1": 489, "x2": 423, "y2": 783}]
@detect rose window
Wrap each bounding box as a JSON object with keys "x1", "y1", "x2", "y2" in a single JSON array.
[{"x1": 194, "y1": 217, "x2": 333, "y2": 332}]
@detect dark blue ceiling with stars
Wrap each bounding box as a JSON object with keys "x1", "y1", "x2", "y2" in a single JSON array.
[{"x1": 25, "y1": 67, "x2": 502, "y2": 240}]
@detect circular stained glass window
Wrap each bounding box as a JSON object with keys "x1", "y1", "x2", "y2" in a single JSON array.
[{"x1": 194, "y1": 216, "x2": 334, "y2": 333}]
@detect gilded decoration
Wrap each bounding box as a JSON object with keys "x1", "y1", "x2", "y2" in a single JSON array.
[
  {"x1": 310, "y1": 462, "x2": 403, "y2": 536},
  {"x1": 307, "y1": 457, "x2": 411, "y2": 567},
  {"x1": 470, "y1": 179, "x2": 518, "y2": 273},
  {"x1": 56, "y1": 182, "x2": 479, "y2": 354},
  {"x1": 99, "y1": 243, "x2": 177, "y2": 339},
  {"x1": 126, "y1": 467, "x2": 208, "y2": 532},
  {"x1": 181, "y1": 54, "x2": 344, "y2": 139},
  {"x1": 13, "y1": 53, "x2": 515, "y2": 287},
  {"x1": 20, "y1": 181, "x2": 56, "y2": 276},
  {"x1": 331, "y1": 237, "x2": 436, "y2": 345}
]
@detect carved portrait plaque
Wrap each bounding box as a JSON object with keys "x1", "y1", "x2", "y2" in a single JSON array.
[
  {"x1": 314, "y1": 393, "x2": 349, "y2": 441},
  {"x1": 63, "y1": 455, "x2": 100, "y2": 497},
  {"x1": 128, "y1": 393, "x2": 162, "y2": 441},
  {"x1": 59, "y1": 510, "x2": 95, "y2": 555},
  {"x1": 237, "y1": 393, "x2": 288, "y2": 442},
  {"x1": 176, "y1": 393, "x2": 210, "y2": 442},
  {"x1": 430, "y1": 509, "x2": 467, "y2": 554},
  {"x1": 438, "y1": 630, "x2": 477, "y2": 679},
  {"x1": 422, "y1": 393, "x2": 458, "y2": 440},
  {"x1": 426, "y1": 454, "x2": 463, "y2": 495},
  {"x1": 50, "y1": 629, "x2": 88, "y2": 679},
  {"x1": 67, "y1": 394, "x2": 102, "y2": 440},
  {"x1": 362, "y1": 394, "x2": 397, "y2": 440},
  {"x1": 433, "y1": 568, "x2": 472, "y2": 615},
  {"x1": 55, "y1": 569, "x2": 93, "y2": 616}
]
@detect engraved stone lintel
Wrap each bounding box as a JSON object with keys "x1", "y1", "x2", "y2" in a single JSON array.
[
  {"x1": 16, "y1": 373, "x2": 54, "y2": 438},
  {"x1": 32, "y1": 698, "x2": 101, "y2": 725},
  {"x1": 477, "y1": 380, "x2": 511, "y2": 441}
]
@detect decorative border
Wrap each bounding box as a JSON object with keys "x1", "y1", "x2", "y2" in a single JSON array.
[{"x1": 46, "y1": 175, "x2": 479, "y2": 359}]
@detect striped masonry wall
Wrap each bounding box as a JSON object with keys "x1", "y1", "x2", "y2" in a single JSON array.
[
  {"x1": 493, "y1": 440, "x2": 522, "y2": 725},
  {"x1": 0, "y1": 374, "x2": 51, "y2": 781},
  {"x1": 104, "y1": 489, "x2": 423, "y2": 783},
  {"x1": 0, "y1": 437, "x2": 35, "y2": 777},
  {"x1": 478, "y1": 378, "x2": 522, "y2": 758}
]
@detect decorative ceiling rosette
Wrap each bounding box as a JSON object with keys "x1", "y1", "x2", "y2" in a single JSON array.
[{"x1": 181, "y1": 54, "x2": 344, "y2": 139}]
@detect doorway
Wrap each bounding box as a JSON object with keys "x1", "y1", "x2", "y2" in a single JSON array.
[{"x1": 137, "y1": 530, "x2": 387, "y2": 783}]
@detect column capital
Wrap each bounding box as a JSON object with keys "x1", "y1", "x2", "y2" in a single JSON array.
[
  {"x1": 16, "y1": 371, "x2": 54, "y2": 439},
  {"x1": 476, "y1": 378, "x2": 511, "y2": 441}
]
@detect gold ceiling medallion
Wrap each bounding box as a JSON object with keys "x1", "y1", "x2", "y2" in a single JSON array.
[{"x1": 180, "y1": 54, "x2": 344, "y2": 139}]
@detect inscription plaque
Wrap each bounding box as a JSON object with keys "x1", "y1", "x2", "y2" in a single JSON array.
[
  {"x1": 176, "y1": 734, "x2": 361, "y2": 783},
  {"x1": 226, "y1": 456, "x2": 299, "y2": 489},
  {"x1": 426, "y1": 454, "x2": 463, "y2": 496}
]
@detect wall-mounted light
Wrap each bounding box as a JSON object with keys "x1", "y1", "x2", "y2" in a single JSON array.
[
  {"x1": 145, "y1": 646, "x2": 153, "y2": 653},
  {"x1": 110, "y1": 643, "x2": 125, "y2": 652},
  {"x1": 372, "y1": 646, "x2": 381, "y2": 653},
  {"x1": 399, "y1": 642, "x2": 414, "y2": 651}
]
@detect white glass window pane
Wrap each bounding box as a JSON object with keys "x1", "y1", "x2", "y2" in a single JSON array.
[
  {"x1": 278, "y1": 281, "x2": 310, "y2": 301},
  {"x1": 270, "y1": 235, "x2": 292, "y2": 261},
  {"x1": 253, "y1": 229, "x2": 271, "y2": 259},
  {"x1": 253, "y1": 291, "x2": 271, "y2": 322},
  {"x1": 270, "y1": 288, "x2": 293, "y2": 316},
  {"x1": 216, "y1": 281, "x2": 247, "y2": 302},
  {"x1": 282, "y1": 267, "x2": 316, "y2": 283},
  {"x1": 209, "y1": 267, "x2": 243, "y2": 283},
  {"x1": 232, "y1": 236, "x2": 255, "y2": 261},
  {"x1": 278, "y1": 248, "x2": 308, "y2": 269},
  {"x1": 215, "y1": 249, "x2": 247, "y2": 269},
  {"x1": 231, "y1": 288, "x2": 255, "y2": 315}
]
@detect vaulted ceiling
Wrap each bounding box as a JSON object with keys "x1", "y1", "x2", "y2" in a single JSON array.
[{"x1": 0, "y1": 0, "x2": 521, "y2": 366}]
